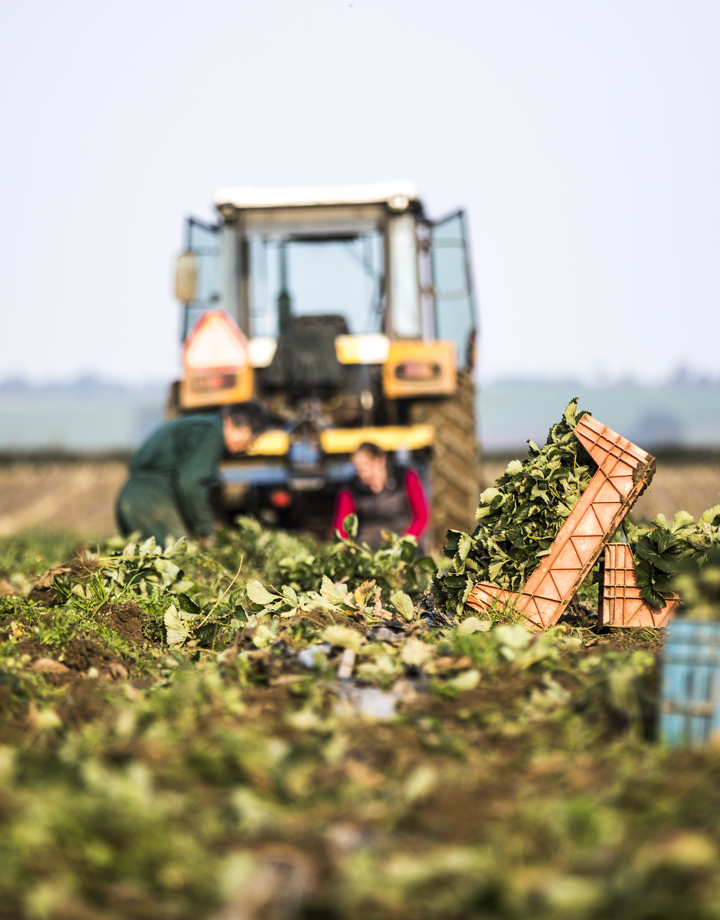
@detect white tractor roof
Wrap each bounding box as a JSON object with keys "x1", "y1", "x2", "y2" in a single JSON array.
[{"x1": 214, "y1": 181, "x2": 419, "y2": 211}]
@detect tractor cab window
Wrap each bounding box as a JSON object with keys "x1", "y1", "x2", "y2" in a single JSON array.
[
  {"x1": 431, "y1": 210, "x2": 476, "y2": 370},
  {"x1": 248, "y1": 232, "x2": 384, "y2": 338},
  {"x1": 182, "y1": 219, "x2": 222, "y2": 339}
]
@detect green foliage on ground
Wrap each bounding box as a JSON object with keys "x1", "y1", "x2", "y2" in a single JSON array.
[
  {"x1": 211, "y1": 515, "x2": 317, "y2": 583},
  {"x1": 624, "y1": 507, "x2": 720, "y2": 608},
  {"x1": 214, "y1": 512, "x2": 435, "y2": 598},
  {"x1": 0, "y1": 530, "x2": 92, "y2": 585},
  {"x1": 2, "y1": 525, "x2": 720, "y2": 918}
]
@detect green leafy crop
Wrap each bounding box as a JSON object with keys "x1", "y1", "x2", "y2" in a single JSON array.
[
  {"x1": 672, "y1": 547, "x2": 720, "y2": 621},
  {"x1": 434, "y1": 399, "x2": 596, "y2": 614},
  {"x1": 3, "y1": 520, "x2": 720, "y2": 919},
  {"x1": 274, "y1": 514, "x2": 435, "y2": 598},
  {"x1": 625, "y1": 506, "x2": 720, "y2": 608}
]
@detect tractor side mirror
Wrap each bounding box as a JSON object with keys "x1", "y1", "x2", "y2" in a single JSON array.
[{"x1": 175, "y1": 251, "x2": 198, "y2": 304}]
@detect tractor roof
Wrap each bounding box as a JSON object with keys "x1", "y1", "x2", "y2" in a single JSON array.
[{"x1": 213, "y1": 181, "x2": 419, "y2": 212}]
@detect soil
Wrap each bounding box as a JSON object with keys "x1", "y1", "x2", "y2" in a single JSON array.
[
  {"x1": 14, "y1": 636, "x2": 49, "y2": 661},
  {"x1": 57, "y1": 677, "x2": 109, "y2": 729},
  {"x1": 241, "y1": 683, "x2": 302, "y2": 719},
  {"x1": 559, "y1": 597, "x2": 598, "y2": 629},
  {"x1": 593, "y1": 628, "x2": 664, "y2": 655},
  {"x1": 0, "y1": 459, "x2": 127, "y2": 537},
  {"x1": 100, "y1": 601, "x2": 146, "y2": 645},
  {"x1": 406, "y1": 676, "x2": 539, "y2": 744},
  {"x1": 27, "y1": 584, "x2": 62, "y2": 607},
  {"x1": 63, "y1": 634, "x2": 119, "y2": 673}
]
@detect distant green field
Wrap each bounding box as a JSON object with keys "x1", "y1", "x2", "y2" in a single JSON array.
[
  {"x1": 1, "y1": 380, "x2": 719, "y2": 453},
  {"x1": 479, "y1": 380, "x2": 720, "y2": 451},
  {"x1": 0, "y1": 391, "x2": 164, "y2": 452}
]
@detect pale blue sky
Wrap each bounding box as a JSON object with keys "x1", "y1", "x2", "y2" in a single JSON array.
[{"x1": 1, "y1": 0, "x2": 718, "y2": 385}]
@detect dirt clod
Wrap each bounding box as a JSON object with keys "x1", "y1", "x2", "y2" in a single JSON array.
[
  {"x1": 63, "y1": 636, "x2": 118, "y2": 673},
  {"x1": 102, "y1": 601, "x2": 146, "y2": 645},
  {"x1": 32, "y1": 658, "x2": 70, "y2": 674},
  {"x1": 15, "y1": 637, "x2": 49, "y2": 661}
]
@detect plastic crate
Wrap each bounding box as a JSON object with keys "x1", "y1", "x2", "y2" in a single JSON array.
[
  {"x1": 467, "y1": 414, "x2": 656, "y2": 628},
  {"x1": 598, "y1": 542, "x2": 680, "y2": 628},
  {"x1": 660, "y1": 620, "x2": 720, "y2": 747}
]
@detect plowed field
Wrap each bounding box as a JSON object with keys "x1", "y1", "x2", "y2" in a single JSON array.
[{"x1": 1, "y1": 455, "x2": 718, "y2": 538}]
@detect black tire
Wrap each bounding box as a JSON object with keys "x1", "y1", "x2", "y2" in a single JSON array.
[{"x1": 409, "y1": 371, "x2": 481, "y2": 552}]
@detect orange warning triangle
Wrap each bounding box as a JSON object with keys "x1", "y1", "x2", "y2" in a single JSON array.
[{"x1": 185, "y1": 310, "x2": 249, "y2": 372}]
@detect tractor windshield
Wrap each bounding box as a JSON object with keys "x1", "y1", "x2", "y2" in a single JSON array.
[{"x1": 248, "y1": 232, "x2": 384, "y2": 337}]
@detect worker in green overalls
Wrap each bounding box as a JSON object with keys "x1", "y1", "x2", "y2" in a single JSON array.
[{"x1": 116, "y1": 402, "x2": 267, "y2": 545}]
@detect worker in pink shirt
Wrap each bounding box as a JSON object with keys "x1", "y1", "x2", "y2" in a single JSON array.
[{"x1": 332, "y1": 442, "x2": 429, "y2": 550}]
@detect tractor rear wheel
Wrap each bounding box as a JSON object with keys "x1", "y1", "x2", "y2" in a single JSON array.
[{"x1": 409, "y1": 371, "x2": 481, "y2": 552}]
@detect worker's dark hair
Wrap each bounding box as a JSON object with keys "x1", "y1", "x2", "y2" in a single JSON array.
[
  {"x1": 222, "y1": 401, "x2": 269, "y2": 435},
  {"x1": 354, "y1": 442, "x2": 386, "y2": 461}
]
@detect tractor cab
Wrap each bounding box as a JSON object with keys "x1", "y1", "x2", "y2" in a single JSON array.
[{"x1": 172, "y1": 182, "x2": 479, "y2": 542}]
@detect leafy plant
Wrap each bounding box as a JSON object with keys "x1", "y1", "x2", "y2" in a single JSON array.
[
  {"x1": 434, "y1": 399, "x2": 596, "y2": 614},
  {"x1": 156, "y1": 517, "x2": 433, "y2": 648},
  {"x1": 672, "y1": 548, "x2": 720, "y2": 621},
  {"x1": 275, "y1": 514, "x2": 435, "y2": 598},
  {"x1": 242, "y1": 573, "x2": 415, "y2": 626},
  {"x1": 211, "y1": 515, "x2": 317, "y2": 582},
  {"x1": 625, "y1": 507, "x2": 720, "y2": 608},
  {"x1": 45, "y1": 535, "x2": 197, "y2": 603}
]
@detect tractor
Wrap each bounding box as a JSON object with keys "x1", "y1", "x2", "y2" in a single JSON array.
[{"x1": 171, "y1": 181, "x2": 480, "y2": 549}]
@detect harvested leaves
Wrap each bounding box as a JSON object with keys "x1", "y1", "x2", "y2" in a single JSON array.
[
  {"x1": 434, "y1": 399, "x2": 597, "y2": 614},
  {"x1": 626, "y1": 506, "x2": 720, "y2": 608}
]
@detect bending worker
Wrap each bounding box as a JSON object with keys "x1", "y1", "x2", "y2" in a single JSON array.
[
  {"x1": 116, "y1": 402, "x2": 267, "y2": 545},
  {"x1": 332, "y1": 442, "x2": 429, "y2": 550}
]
